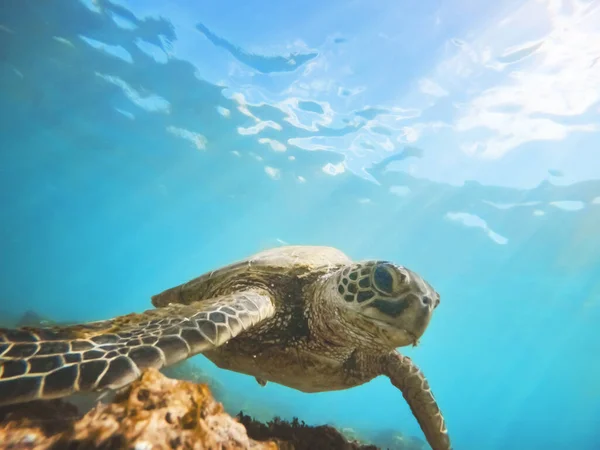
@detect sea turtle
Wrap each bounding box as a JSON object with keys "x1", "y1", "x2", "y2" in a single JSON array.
[{"x1": 0, "y1": 246, "x2": 451, "y2": 450}]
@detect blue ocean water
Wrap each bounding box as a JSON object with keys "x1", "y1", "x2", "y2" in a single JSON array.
[{"x1": 1, "y1": 0, "x2": 599, "y2": 448}]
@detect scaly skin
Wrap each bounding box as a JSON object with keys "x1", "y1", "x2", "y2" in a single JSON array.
[
  {"x1": 382, "y1": 352, "x2": 451, "y2": 450},
  {"x1": 0, "y1": 292, "x2": 274, "y2": 405},
  {"x1": 0, "y1": 246, "x2": 451, "y2": 450}
]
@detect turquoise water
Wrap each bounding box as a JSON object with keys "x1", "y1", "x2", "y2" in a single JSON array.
[{"x1": 1, "y1": 0, "x2": 599, "y2": 448}]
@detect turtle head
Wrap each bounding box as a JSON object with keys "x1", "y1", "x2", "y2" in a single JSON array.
[{"x1": 331, "y1": 261, "x2": 440, "y2": 347}]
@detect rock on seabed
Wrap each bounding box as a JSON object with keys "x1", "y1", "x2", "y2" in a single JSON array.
[
  {"x1": 0, "y1": 369, "x2": 378, "y2": 450},
  {"x1": 0, "y1": 368, "x2": 277, "y2": 450}
]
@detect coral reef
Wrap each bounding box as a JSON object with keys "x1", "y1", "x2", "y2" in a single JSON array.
[
  {"x1": 0, "y1": 309, "x2": 68, "y2": 329},
  {"x1": 14, "y1": 310, "x2": 56, "y2": 328},
  {"x1": 238, "y1": 413, "x2": 377, "y2": 450},
  {"x1": 0, "y1": 369, "x2": 385, "y2": 450},
  {"x1": 0, "y1": 369, "x2": 277, "y2": 450}
]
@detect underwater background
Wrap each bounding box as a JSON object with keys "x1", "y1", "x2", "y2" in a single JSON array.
[{"x1": 0, "y1": 0, "x2": 599, "y2": 449}]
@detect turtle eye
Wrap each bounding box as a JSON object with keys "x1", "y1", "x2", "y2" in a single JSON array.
[{"x1": 373, "y1": 264, "x2": 396, "y2": 295}]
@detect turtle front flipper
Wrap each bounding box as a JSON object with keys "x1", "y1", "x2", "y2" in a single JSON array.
[
  {"x1": 0, "y1": 290, "x2": 275, "y2": 406},
  {"x1": 382, "y1": 351, "x2": 452, "y2": 450}
]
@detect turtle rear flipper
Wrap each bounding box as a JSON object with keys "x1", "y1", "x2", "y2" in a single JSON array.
[{"x1": 0, "y1": 290, "x2": 274, "y2": 406}]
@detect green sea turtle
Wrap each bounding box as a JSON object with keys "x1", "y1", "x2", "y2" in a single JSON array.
[{"x1": 0, "y1": 246, "x2": 451, "y2": 450}]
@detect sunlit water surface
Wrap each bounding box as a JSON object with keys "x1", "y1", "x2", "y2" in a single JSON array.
[{"x1": 1, "y1": 1, "x2": 599, "y2": 449}]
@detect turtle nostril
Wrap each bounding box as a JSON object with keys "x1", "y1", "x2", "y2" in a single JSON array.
[{"x1": 421, "y1": 296, "x2": 433, "y2": 308}]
